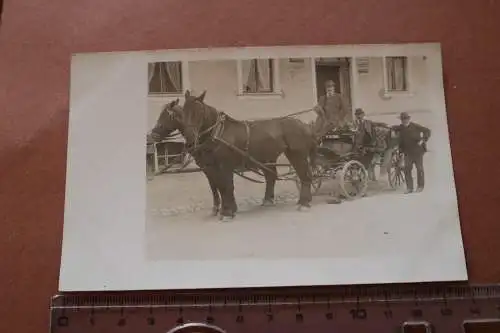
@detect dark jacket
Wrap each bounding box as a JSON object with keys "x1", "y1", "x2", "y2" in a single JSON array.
[
  {"x1": 317, "y1": 93, "x2": 350, "y2": 127},
  {"x1": 354, "y1": 119, "x2": 376, "y2": 146},
  {"x1": 391, "y1": 122, "x2": 431, "y2": 154}
]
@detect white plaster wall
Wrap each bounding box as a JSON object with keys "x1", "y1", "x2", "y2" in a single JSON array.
[
  {"x1": 147, "y1": 56, "x2": 433, "y2": 130},
  {"x1": 355, "y1": 56, "x2": 432, "y2": 117},
  {"x1": 147, "y1": 59, "x2": 317, "y2": 129}
]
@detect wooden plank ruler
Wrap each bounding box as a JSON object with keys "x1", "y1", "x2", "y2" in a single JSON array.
[{"x1": 50, "y1": 283, "x2": 500, "y2": 332}]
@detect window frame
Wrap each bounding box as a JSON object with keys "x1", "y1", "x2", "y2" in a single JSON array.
[
  {"x1": 148, "y1": 61, "x2": 189, "y2": 97},
  {"x1": 382, "y1": 56, "x2": 413, "y2": 96},
  {"x1": 236, "y1": 58, "x2": 282, "y2": 99}
]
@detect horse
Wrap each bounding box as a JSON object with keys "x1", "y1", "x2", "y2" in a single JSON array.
[
  {"x1": 178, "y1": 90, "x2": 317, "y2": 222},
  {"x1": 149, "y1": 99, "x2": 223, "y2": 217}
]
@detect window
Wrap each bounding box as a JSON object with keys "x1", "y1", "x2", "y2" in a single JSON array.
[
  {"x1": 148, "y1": 61, "x2": 183, "y2": 95},
  {"x1": 384, "y1": 56, "x2": 409, "y2": 92},
  {"x1": 240, "y1": 59, "x2": 276, "y2": 94}
]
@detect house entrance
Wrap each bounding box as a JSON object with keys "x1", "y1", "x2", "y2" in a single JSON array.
[{"x1": 315, "y1": 57, "x2": 353, "y2": 121}]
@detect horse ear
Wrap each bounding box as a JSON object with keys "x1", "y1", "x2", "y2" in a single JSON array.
[
  {"x1": 185, "y1": 90, "x2": 191, "y2": 98},
  {"x1": 197, "y1": 90, "x2": 207, "y2": 102},
  {"x1": 174, "y1": 98, "x2": 180, "y2": 105}
]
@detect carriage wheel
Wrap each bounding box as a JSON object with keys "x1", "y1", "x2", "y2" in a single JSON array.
[
  {"x1": 292, "y1": 165, "x2": 323, "y2": 195},
  {"x1": 337, "y1": 160, "x2": 368, "y2": 199},
  {"x1": 388, "y1": 151, "x2": 406, "y2": 189}
]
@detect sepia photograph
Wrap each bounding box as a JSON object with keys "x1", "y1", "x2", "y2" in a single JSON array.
[{"x1": 60, "y1": 43, "x2": 467, "y2": 291}]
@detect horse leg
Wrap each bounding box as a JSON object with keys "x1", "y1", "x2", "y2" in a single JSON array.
[
  {"x1": 202, "y1": 168, "x2": 221, "y2": 216},
  {"x1": 285, "y1": 150, "x2": 313, "y2": 209},
  {"x1": 218, "y1": 168, "x2": 237, "y2": 222},
  {"x1": 261, "y1": 163, "x2": 277, "y2": 206}
]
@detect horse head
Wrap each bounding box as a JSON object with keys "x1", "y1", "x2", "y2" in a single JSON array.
[
  {"x1": 150, "y1": 98, "x2": 183, "y2": 142},
  {"x1": 181, "y1": 89, "x2": 214, "y2": 146}
]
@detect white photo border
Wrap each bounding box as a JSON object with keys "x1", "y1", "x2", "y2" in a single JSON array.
[{"x1": 59, "y1": 43, "x2": 467, "y2": 291}]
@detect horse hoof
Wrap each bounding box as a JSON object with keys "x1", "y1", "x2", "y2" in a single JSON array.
[
  {"x1": 297, "y1": 204, "x2": 311, "y2": 212},
  {"x1": 261, "y1": 199, "x2": 275, "y2": 207},
  {"x1": 211, "y1": 207, "x2": 220, "y2": 216},
  {"x1": 219, "y1": 216, "x2": 234, "y2": 223}
]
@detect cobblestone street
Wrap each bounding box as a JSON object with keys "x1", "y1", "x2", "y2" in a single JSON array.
[
  {"x1": 144, "y1": 163, "x2": 446, "y2": 261},
  {"x1": 146, "y1": 166, "x2": 394, "y2": 219}
]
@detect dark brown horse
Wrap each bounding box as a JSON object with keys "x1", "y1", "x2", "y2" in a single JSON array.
[
  {"x1": 149, "y1": 99, "x2": 223, "y2": 216},
  {"x1": 178, "y1": 90, "x2": 317, "y2": 221}
]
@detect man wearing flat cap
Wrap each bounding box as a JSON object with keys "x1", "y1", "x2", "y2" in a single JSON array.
[
  {"x1": 391, "y1": 112, "x2": 431, "y2": 194},
  {"x1": 312, "y1": 80, "x2": 350, "y2": 139}
]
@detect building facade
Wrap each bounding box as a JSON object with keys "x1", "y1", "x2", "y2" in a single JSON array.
[{"x1": 147, "y1": 55, "x2": 434, "y2": 129}]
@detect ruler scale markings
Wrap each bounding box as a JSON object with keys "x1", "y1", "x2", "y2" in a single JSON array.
[{"x1": 50, "y1": 284, "x2": 500, "y2": 333}]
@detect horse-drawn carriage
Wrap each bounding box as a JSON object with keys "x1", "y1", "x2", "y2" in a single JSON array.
[
  {"x1": 293, "y1": 127, "x2": 369, "y2": 199},
  {"x1": 293, "y1": 124, "x2": 406, "y2": 199},
  {"x1": 148, "y1": 91, "x2": 407, "y2": 221}
]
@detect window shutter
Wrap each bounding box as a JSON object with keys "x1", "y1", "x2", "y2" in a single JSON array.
[{"x1": 356, "y1": 57, "x2": 370, "y2": 74}]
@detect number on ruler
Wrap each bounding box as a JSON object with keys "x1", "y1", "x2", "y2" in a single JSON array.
[
  {"x1": 384, "y1": 309, "x2": 393, "y2": 319},
  {"x1": 236, "y1": 314, "x2": 244, "y2": 323},
  {"x1": 295, "y1": 313, "x2": 304, "y2": 322},
  {"x1": 147, "y1": 317, "x2": 155, "y2": 325},
  {"x1": 266, "y1": 312, "x2": 274, "y2": 322},
  {"x1": 325, "y1": 312, "x2": 334, "y2": 320},
  {"x1": 349, "y1": 308, "x2": 367, "y2": 320},
  {"x1": 206, "y1": 315, "x2": 215, "y2": 324}
]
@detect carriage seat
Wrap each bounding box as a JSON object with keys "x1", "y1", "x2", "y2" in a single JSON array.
[{"x1": 317, "y1": 146, "x2": 355, "y2": 161}]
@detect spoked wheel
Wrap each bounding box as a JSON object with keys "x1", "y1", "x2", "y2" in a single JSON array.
[
  {"x1": 291, "y1": 165, "x2": 323, "y2": 195},
  {"x1": 388, "y1": 151, "x2": 406, "y2": 189},
  {"x1": 337, "y1": 160, "x2": 369, "y2": 199}
]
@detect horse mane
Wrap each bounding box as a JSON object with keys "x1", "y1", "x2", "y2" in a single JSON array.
[{"x1": 196, "y1": 100, "x2": 241, "y2": 125}]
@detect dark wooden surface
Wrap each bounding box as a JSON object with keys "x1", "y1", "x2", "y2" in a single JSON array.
[{"x1": 1, "y1": 1, "x2": 499, "y2": 332}]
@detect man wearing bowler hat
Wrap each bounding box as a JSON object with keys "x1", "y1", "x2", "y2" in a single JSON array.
[
  {"x1": 353, "y1": 108, "x2": 380, "y2": 181},
  {"x1": 391, "y1": 112, "x2": 431, "y2": 194}
]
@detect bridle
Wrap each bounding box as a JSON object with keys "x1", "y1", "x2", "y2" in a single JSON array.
[{"x1": 181, "y1": 101, "x2": 227, "y2": 155}]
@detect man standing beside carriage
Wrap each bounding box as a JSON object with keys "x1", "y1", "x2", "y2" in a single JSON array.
[
  {"x1": 391, "y1": 112, "x2": 431, "y2": 194},
  {"x1": 352, "y1": 108, "x2": 391, "y2": 182}
]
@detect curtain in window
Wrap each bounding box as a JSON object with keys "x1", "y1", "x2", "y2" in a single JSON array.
[
  {"x1": 393, "y1": 57, "x2": 406, "y2": 91},
  {"x1": 148, "y1": 63, "x2": 156, "y2": 84},
  {"x1": 256, "y1": 59, "x2": 272, "y2": 91},
  {"x1": 387, "y1": 57, "x2": 407, "y2": 91},
  {"x1": 165, "y1": 62, "x2": 182, "y2": 92},
  {"x1": 243, "y1": 60, "x2": 257, "y2": 92}
]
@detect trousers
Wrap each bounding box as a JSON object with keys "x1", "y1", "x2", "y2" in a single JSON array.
[{"x1": 403, "y1": 150, "x2": 424, "y2": 190}]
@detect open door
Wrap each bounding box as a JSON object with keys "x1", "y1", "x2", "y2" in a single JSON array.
[{"x1": 315, "y1": 58, "x2": 353, "y2": 121}]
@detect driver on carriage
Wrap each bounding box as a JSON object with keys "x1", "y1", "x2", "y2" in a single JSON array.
[{"x1": 311, "y1": 80, "x2": 350, "y2": 140}]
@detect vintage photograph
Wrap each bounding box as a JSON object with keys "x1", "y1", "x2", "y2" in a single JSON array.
[{"x1": 60, "y1": 43, "x2": 467, "y2": 291}]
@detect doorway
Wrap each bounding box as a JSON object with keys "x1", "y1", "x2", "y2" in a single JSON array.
[{"x1": 314, "y1": 58, "x2": 353, "y2": 120}]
